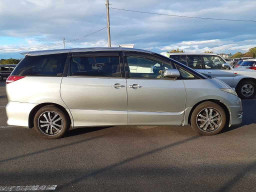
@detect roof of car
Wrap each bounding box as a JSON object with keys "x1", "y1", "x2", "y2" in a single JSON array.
[
  {"x1": 243, "y1": 59, "x2": 256, "y2": 61},
  {"x1": 168, "y1": 53, "x2": 218, "y2": 56},
  {"x1": 22, "y1": 47, "x2": 153, "y2": 56}
]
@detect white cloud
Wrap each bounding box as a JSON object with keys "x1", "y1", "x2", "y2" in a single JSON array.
[
  {"x1": 160, "y1": 39, "x2": 256, "y2": 54},
  {"x1": 0, "y1": 0, "x2": 256, "y2": 56}
]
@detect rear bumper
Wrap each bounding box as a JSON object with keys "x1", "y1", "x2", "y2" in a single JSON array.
[{"x1": 6, "y1": 102, "x2": 36, "y2": 127}]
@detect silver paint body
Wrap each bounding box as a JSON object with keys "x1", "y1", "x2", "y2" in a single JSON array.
[{"x1": 6, "y1": 48, "x2": 242, "y2": 129}]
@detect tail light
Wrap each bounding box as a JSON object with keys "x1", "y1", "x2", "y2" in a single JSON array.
[
  {"x1": 249, "y1": 66, "x2": 256, "y2": 70},
  {"x1": 6, "y1": 76, "x2": 25, "y2": 84}
]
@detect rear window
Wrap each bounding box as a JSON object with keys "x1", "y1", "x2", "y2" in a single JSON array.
[
  {"x1": 12, "y1": 54, "x2": 67, "y2": 76},
  {"x1": 241, "y1": 61, "x2": 256, "y2": 66}
]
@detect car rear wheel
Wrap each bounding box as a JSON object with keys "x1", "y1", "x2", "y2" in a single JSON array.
[
  {"x1": 33, "y1": 105, "x2": 69, "y2": 139},
  {"x1": 191, "y1": 101, "x2": 227, "y2": 136},
  {"x1": 237, "y1": 80, "x2": 256, "y2": 99}
]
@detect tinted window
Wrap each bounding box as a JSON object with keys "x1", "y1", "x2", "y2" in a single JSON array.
[
  {"x1": 187, "y1": 55, "x2": 204, "y2": 69},
  {"x1": 241, "y1": 61, "x2": 256, "y2": 66},
  {"x1": 12, "y1": 54, "x2": 67, "y2": 76},
  {"x1": 169, "y1": 55, "x2": 187, "y2": 65},
  {"x1": 70, "y1": 56, "x2": 121, "y2": 77},
  {"x1": 202, "y1": 56, "x2": 225, "y2": 69},
  {"x1": 127, "y1": 56, "x2": 173, "y2": 79}
]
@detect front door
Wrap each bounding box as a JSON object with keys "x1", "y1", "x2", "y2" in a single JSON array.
[{"x1": 124, "y1": 53, "x2": 186, "y2": 125}]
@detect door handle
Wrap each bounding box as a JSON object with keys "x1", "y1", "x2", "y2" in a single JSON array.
[
  {"x1": 113, "y1": 83, "x2": 125, "y2": 89},
  {"x1": 129, "y1": 84, "x2": 142, "y2": 89}
]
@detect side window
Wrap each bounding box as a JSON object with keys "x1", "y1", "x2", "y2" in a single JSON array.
[
  {"x1": 127, "y1": 56, "x2": 173, "y2": 79},
  {"x1": 70, "y1": 56, "x2": 121, "y2": 77},
  {"x1": 203, "y1": 56, "x2": 225, "y2": 69},
  {"x1": 176, "y1": 65, "x2": 197, "y2": 79},
  {"x1": 12, "y1": 54, "x2": 67, "y2": 76},
  {"x1": 187, "y1": 55, "x2": 204, "y2": 69},
  {"x1": 170, "y1": 55, "x2": 187, "y2": 65}
]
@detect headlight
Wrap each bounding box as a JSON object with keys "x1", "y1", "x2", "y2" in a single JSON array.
[{"x1": 220, "y1": 88, "x2": 237, "y2": 96}]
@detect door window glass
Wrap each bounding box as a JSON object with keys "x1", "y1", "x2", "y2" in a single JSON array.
[
  {"x1": 127, "y1": 56, "x2": 173, "y2": 79},
  {"x1": 203, "y1": 56, "x2": 226, "y2": 69},
  {"x1": 70, "y1": 56, "x2": 121, "y2": 77},
  {"x1": 176, "y1": 66, "x2": 196, "y2": 79},
  {"x1": 170, "y1": 55, "x2": 187, "y2": 65},
  {"x1": 187, "y1": 55, "x2": 204, "y2": 69}
]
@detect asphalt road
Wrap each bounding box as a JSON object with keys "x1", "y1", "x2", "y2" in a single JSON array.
[{"x1": 1, "y1": 81, "x2": 256, "y2": 192}]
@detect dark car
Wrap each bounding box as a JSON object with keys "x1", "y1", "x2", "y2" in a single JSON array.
[{"x1": 0, "y1": 64, "x2": 16, "y2": 81}]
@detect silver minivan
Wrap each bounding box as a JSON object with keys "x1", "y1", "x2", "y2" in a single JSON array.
[{"x1": 6, "y1": 48, "x2": 242, "y2": 138}]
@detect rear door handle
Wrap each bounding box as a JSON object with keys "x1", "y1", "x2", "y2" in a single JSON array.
[
  {"x1": 113, "y1": 83, "x2": 125, "y2": 89},
  {"x1": 129, "y1": 84, "x2": 142, "y2": 89}
]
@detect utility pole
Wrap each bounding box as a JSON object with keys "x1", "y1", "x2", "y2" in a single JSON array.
[
  {"x1": 63, "y1": 37, "x2": 66, "y2": 49},
  {"x1": 106, "y1": 0, "x2": 111, "y2": 47}
]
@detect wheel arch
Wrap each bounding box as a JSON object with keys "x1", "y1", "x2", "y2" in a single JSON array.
[
  {"x1": 188, "y1": 99, "x2": 230, "y2": 127},
  {"x1": 28, "y1": 103, "x2": 72, "y2": 128}
]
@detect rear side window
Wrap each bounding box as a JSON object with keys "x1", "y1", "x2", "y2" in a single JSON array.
[
  {"x1": 169, "y1": 55, "x2": 187, "y2": 65},
  {"x1": 241, "y1": 61, "x2": 256, "y2": 66},
  {"x1": 70, "y1": 56, "x2": 121, "y2": 77},
  {"x1": 12, "y1": 54, "x2": 67, "y2": 76}
]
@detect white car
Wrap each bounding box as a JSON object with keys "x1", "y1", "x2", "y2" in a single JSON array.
[{"x1": 165, "y1": 53, "x2": 256, "y2": 99}]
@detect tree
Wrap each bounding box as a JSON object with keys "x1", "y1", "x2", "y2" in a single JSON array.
[
  {"x1": 168, "y1": 48, "x2": 184, "y2": 53},
  {"x1": 249, "y1": 47, "x2": 256, "y2": 58},
  {"x1": 232, "y1": 52, "x2": 243, "y2": 58},
  {"x1": 204, "y1": 51, "x2": 213, "y2": 53},
  {"x1": 0, "y1": 58, "x2": 20, "y2": 64},
  {"x1": 243, "y1": 52, "x2": 254, "y2": 58}
]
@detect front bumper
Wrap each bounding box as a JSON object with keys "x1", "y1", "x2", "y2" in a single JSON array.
[{"x1": 228, "y1": 105, "x2": 243, "y2": 126}]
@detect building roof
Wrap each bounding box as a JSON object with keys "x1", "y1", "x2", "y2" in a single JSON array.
[{"x1": 22, "y1": 47, "x2": 153, "y2": 56}]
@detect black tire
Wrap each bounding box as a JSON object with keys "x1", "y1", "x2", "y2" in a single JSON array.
[
  {"x1": 191, "y1": 101, "x2": 227, "y2": 136},
  {"x1": 236, "y1": 80, "x2": 256, "y2": 99},
  {"x1": 33, "y1": 105, "x2": 70, "y2": 139}
]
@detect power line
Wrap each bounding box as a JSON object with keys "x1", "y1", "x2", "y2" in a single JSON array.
[
  {"x1": 111, "y1": 7, "x2": 256, "y2": 23},
  {"x1": 67, "y1": 27, "x2": 107, "y2": 43}
]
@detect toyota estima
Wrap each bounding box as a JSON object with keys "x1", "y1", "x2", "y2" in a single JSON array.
[{"x1": 6, "y1": 48, "x2": 242, "y2": 139}]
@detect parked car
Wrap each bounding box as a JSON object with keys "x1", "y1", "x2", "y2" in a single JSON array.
[
  {"x1": 6, "y1": 48, "x2": 242, "y2": 138},
  {"x1": 236, "y1": 59, "x2": 256, "y2": 70},
  {"x1": 166, "y1": 53, "x2": 256, "y2": 99},
  {"x1": 0, "y1": 64, "x2": 16, "y2": 81}
]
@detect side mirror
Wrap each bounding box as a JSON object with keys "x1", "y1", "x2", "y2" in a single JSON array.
[
  {"x1": 163, "y1": 69, "x2": 180, "y2": 78},
  {"x1": 222, "y1": 63, "x2": 231, "y2": 70}
]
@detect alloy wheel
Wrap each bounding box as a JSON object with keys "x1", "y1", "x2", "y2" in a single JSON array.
[
  {"x1": 241, "y1": 83, "x2": 254, "y2": 98},
  {"x1": 38, "y1": 111, "x2": 63, "y2": 136},
  {"x1": 196, "y1": 108, "x2": 222, "y2": 132}
]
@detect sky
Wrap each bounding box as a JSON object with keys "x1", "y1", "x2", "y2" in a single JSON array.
[{"x1": 0, "y1": 0, "x2": 256, "y2": 59}]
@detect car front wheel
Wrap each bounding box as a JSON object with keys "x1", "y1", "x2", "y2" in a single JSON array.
[
  {"x1": 33, "y1": 105, "x2": 69, "y2": 139},
  {"x1": 191, "y1": 101, "x2": 227, "y2": 136}
]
